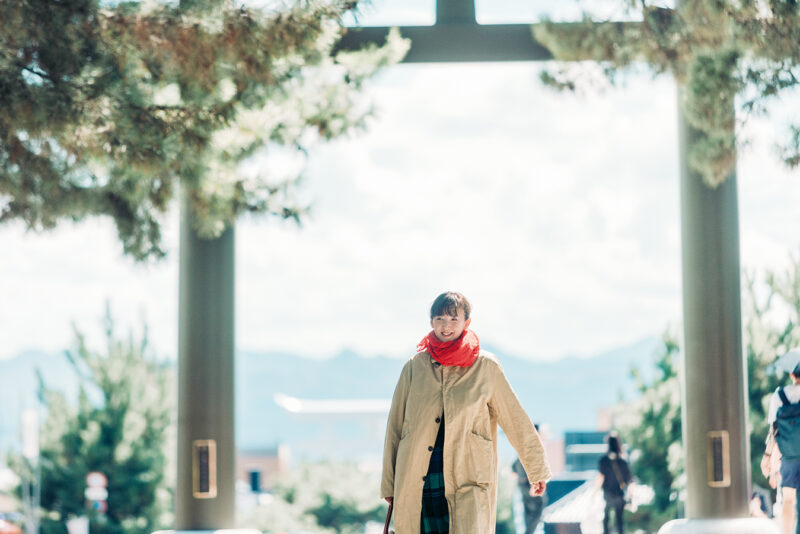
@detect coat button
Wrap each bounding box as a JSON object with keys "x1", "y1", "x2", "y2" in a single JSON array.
[
  {"x1": 435, "y1": 417, "x2": 441, "y2": 423},
  {"x1": 428, "y1": 446, "x2": 433, "y2": 451}
]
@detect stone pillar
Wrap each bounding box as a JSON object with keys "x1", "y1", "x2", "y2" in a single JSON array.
[
  {"x1": 176, "y1": 193, "x2": 236, "y2": 529},
  {"x1": 658, "y1": 90, "x2": 777, "y2": 534},
  {"x1": 679, "y1": 93, "x2": 749, "y2": 520}
]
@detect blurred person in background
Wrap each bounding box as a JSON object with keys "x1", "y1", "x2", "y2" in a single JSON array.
[
  {"x1": 596, "y1": 432, "x2": 632, "y2": 534},
  {"x1": 763, "y1": 363, "x2": 800, "y2": 534}
]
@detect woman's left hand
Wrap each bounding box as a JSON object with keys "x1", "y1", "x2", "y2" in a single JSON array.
[{"x1": 529, "y1": 481, "x2": 547, "y2": 497}]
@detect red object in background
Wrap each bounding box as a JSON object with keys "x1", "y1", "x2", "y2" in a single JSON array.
[{"x1": 0, "y1": 519, "x2": 22, "y2": 534}]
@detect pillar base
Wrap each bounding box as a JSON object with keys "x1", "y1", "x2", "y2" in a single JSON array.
[{"x1": 658, "y1": 518, "x2": 779, "y2": 534}]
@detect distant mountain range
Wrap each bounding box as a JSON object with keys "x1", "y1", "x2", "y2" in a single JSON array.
[{"x1": 0, "y1": 338, "x2": 663, "y2": 462}]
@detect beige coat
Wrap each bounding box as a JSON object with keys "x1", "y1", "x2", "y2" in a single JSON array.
[{"x1": 381, "y1": 350, "x2": 552, "y2": 534}]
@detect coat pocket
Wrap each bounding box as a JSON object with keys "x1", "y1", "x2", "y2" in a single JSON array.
[
  {"x1": 454, "y1": 484, "x2": 491, "y2": 534},
  {"x1": 466, "y1": 432, "x2": 493, "y2": 484}
]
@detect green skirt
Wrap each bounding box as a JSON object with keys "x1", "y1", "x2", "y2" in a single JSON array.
[{"x1": 421, "y1": 417, "x2": 448, "y2": 534}]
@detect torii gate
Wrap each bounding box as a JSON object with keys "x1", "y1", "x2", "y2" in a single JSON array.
[{"x1": 174, "y1": 1, "x2": 777, "y2": 533}]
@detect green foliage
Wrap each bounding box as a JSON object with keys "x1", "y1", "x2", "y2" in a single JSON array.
[
  {"x1": 743, "y1": 255, "x2": 800, "y2": 492},
  {"x1": 10, "y1": 309, "x2": 173, "y2": 534},
  {"x1": 243, "y1": 461, "x2": 385, "y2": 534},
  {"x1": 618, "y1": 252, "x2": 800, "y2": 531},
  {"x1": 306, "y1": 493, "x2": 382, "y2": 532},
  {"x1": 620, "y1": 333, "x2": 683, "y2": 533},
  {"x1": 532, "y1": 1, "x2": 800, "y2": 187},
  {"x1": 0, "y1": 0, "x2": 408, "y2": 261}
]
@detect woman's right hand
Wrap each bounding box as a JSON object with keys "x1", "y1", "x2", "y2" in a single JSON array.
[{"x1": 530, "y1": 481, "x2": 546, "y2": 497}]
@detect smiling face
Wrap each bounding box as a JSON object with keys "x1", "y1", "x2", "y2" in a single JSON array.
[{"x1": 430, "y1": 308, "x2": 471, "y2": 342}]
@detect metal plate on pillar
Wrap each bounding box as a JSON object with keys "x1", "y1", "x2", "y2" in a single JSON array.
[
  {"x1": 706, "y1": 431, "x2": 730, "y2": 488},
  {"x1": 193, "y1": 440, "x2": 217, "y2": 499}
]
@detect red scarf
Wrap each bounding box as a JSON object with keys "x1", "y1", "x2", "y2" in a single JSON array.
[{"x1": 417, "y1": 329, "x2": 480, "y2": 367}]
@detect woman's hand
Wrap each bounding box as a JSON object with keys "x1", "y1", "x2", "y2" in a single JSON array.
[{"x1": 529, "y1": 481, "x2": 546, "y2": 497}]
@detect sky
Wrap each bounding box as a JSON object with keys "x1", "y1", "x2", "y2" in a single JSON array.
[{"x1": 2, "y1": 1, "x2": 800, "y2": 363}]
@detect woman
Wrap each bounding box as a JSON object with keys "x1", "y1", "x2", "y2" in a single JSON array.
[{"x1": 381, "y1": 291, "x2": 551, "y2": 534}]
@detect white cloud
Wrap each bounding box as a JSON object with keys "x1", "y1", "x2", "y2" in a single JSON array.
[
  {"x1": 1, "y1": 218, "x2": 179, "y2": 359},
  {"x1": 3, "y1": 62, "x2": 800, "y2": 362},
  {"x1": 237, "y1": 64, "x2": 686, "y2": 360}
]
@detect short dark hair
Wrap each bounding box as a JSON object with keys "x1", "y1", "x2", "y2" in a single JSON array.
[
  {"x1": 607, "y1": 433, "x2": 621, "y2": 455},
  {"x1": 792, "y1": 363, "x2": 800, "y2": 377},
  {"x1": 430, "y1": 291, "x2": 471, "y2": 320}
]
